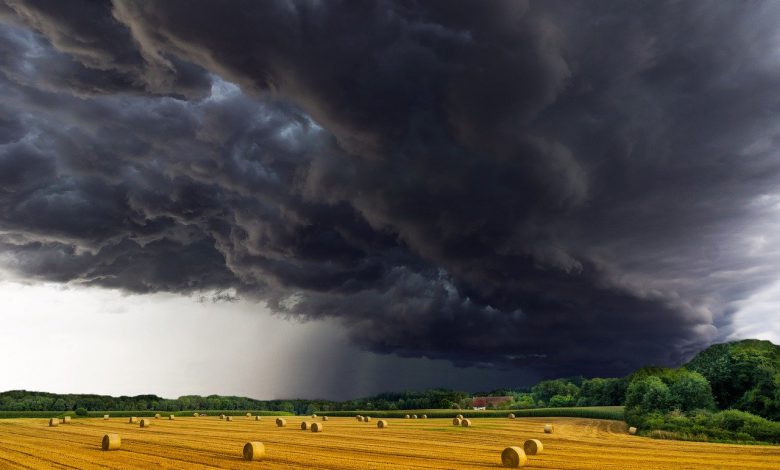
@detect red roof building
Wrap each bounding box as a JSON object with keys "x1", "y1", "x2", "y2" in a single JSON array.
[{"x1": 470, "y1": 396, "x2": 512, "y2": 408}]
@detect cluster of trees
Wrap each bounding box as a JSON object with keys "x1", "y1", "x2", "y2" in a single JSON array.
[
  {"x1": 623, "y1": 340, "x2": 780, "y2": 443},
  {"x1": 686, "y1": 339, "x2": 780, "y2": 420},
  {"x1": 623, "y1": 340, "x2": 780, "y2": 422},
  {"x1": 525, "y1": 377, "x2": 627, "y2": 408},
  {"x1": 624, "y1": 368, "x2": 715, "y2": 421},
  {"x1": 483, "y1": 376, "x2": 627, "y2": 410}
]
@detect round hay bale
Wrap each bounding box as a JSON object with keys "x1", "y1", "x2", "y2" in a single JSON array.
[
  {"x1": 128, "y1": 417, "x2": 138, "y2": 424},
  {"x1": 364, "y1": 416, "x2": 371, "y2": 422},
  {"x1": 103, "y1": 415, "x2": 110, "y2": 420},
  {"x1": 139, "y1": 418, "x2": 152, "y2": 428},
  {"x1": 246, "y1": 412, "x2": 252, "y2": 417},
  {"x1": 169, "y1": 415, "x2": 175, "y2": 420},
  {"x1": 255, "y1": 415, "x2": 262, "y2": 421},
  {"x1": 405, "y1": 414, "x2": 410, "y2": 419},
  {"x1": 501, "y1": 446, "x2": 527, "y2": 468},
  {"x1": 523, "y1": 439, "x2": 543, "y2": 455},
  {"x1": 276, "y1": 418, "x2": 286, "y2": 427},
  {"x1": 543, "y1": 423, "x2": 553, "y2": 434},
  {"x1": 101, "y1": 434, "x2": 121, "y2": 451},
  {"x1": 377, "y1": 419, "x2": 388, "y2": 428},
  {"x1": 629, "y1": 426, "x2": 637, "y2": 435},
  {"x1": 452, "y1": 417, "x2": 462, "y2": 426},
  {"x1": 49, "y1": 418, "x2": 59, "y2": 427},
  {"x1": 301, "y1": 421, "x2": 310, "y2": 430},
  {"x1": 456, "y1": 414, "x2": 463, "y2": 420},
  {"x1": 421, "y1": 414, "x2": 427, "y2": 419},
  {"x1": 461, "y1": 418, "x2": 472, "y2": 427},
  {"x1": 193, "y1": 413, "x2": 199, "y2": 417},
  {"x1": 62, "y1": 416, "x2": 71, "y2": 424},
  {"x1": 508, "y1": 413, "x2": 515, "y2": 419},
  {"x1": 412, "y1": 414, "x2": 418, "y2": 419},
  {"x1": 312, "y1": 413, "x2": 317, "y2": 418},
  {"x1": 242, "y1": 441, "x2": 265, "y2": 461},
  {"x1": 154, "y1": 413, "x2": 161, "y2": 419},
  {"x1": 322, "y1": 416, "x2": 328, "y2": 421},
  {"x1": 311, "y1": 422, "x2": 323, "y2": 432},
  {"x1": 220, "y1": 414, "x2": 225, "y2": 420},
  {"x1": 226, "y1": 416, "x2": 233, "y2": 422},
  {"x1": 201, "y1": 413, "x2": 208, "y2": 416}
]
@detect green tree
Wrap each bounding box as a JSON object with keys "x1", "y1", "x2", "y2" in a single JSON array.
[
  {"x1": 513, "y1": 394, "x2": 535, "y2": 409},
  {"x1": 668, "y1": 371, "x2": 715, "y2": 412},
  {"x1": 737, "y1": 371, "x2": 780, "y2": 421},
  {"x1": 531, "y1": 379, "x2": 579, "y2": 406},
  {"x1": 578, "y1": 377, "x2": 627, "y2": 406},
  {"x1": 625, "y1": 375, "x2": 672, "y2": 424},
  {"x1": 548, "y1": 394, "x2": 576, "y2": 407}
]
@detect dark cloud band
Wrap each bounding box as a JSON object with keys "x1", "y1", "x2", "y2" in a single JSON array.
[{"x1": 2, "y1": 0, "x2": 779, "y2": 378}]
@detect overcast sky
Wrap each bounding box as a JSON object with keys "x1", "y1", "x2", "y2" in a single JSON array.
[{"x1": 1, "y1": 0, "x2": 780, "y2": 400}]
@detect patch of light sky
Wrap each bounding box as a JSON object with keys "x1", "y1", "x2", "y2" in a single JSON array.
[{"x1": 0, "y1": 280, "x2": 536, "y2": 400}]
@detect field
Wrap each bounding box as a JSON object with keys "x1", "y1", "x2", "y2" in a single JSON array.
[{"x1": 0, "y1": 415, "x2": 778, "y2": 469}]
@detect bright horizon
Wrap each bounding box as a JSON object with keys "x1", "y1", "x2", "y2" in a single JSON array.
[{"x1": 0, "y1": 280, "x2": 543, "y2": 400}]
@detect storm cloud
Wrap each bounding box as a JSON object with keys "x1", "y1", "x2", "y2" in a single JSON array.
[{"x1": 2, "y1": 0, "x2": 780, "y2": 378}]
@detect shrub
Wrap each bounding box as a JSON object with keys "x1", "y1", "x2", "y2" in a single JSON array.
[
  {"x1": 638, "y1": 408, "x2": 780, "y2": 444},
  {"x1": 75, "y1": 408, "x2": 88, "y2": 416}
]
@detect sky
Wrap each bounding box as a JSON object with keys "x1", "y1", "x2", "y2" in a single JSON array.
[{"x1": 1, "y1": 0, "x2": 779, "y2": 400}]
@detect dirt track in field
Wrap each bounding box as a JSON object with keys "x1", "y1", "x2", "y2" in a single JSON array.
[{"x1": 0, "y1": 416, "x2": 778, "y2": 469}]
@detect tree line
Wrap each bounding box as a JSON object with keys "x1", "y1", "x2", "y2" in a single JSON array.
[
  {"x1": 0, "y1": 389, "x2": 473, "y2": 416},
  {"x1": 2, "y1": 339, "x2": 778, "y2": 443}
]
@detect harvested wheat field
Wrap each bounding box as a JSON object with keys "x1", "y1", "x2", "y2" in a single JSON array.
[{"x1": 0, "y1": 416, "x2": 778, "y2": 469}]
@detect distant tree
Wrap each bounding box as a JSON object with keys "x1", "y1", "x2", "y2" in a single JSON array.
[
  {"x1": 278, "y1": 401, "x2": 295, "y2": 414},
  {"x1": 548, "y1": 394, "x2": 576, "y2": 407},
  {"x1": 578, "y1": 377, "x2": 627, "y2": 406},
  {"x1": 531, "y1": 379, "x2": 580, "y2": 406},
  {"x1": 513, "y1": 394, "x2": 535, "y2": 409}
]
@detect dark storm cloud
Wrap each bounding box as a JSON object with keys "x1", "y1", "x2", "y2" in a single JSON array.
[
  {"x1": 2, "y1": 0, "x2": 780, "y2": 377},
  {"x1": 1, "y1": 0, "x2": 211, "y2": 97}
]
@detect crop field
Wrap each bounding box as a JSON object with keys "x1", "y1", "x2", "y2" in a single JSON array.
[{"x1": 0, "y1": 415, "x2": 778, "y2": 469}]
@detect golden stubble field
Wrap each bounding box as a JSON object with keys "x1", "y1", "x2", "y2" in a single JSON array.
[{"x1": 0, "y1": 416, "x2": 778, "y2": 469}]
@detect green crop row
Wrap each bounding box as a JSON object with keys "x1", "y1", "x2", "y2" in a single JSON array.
[{"x1": 322, "y1": 406, "x2": 624, "y2": 420}]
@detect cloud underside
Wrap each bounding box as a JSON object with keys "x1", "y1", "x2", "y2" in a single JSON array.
[{"x1": 2, "y1": 0, "x2": 780, "y2": 376}]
